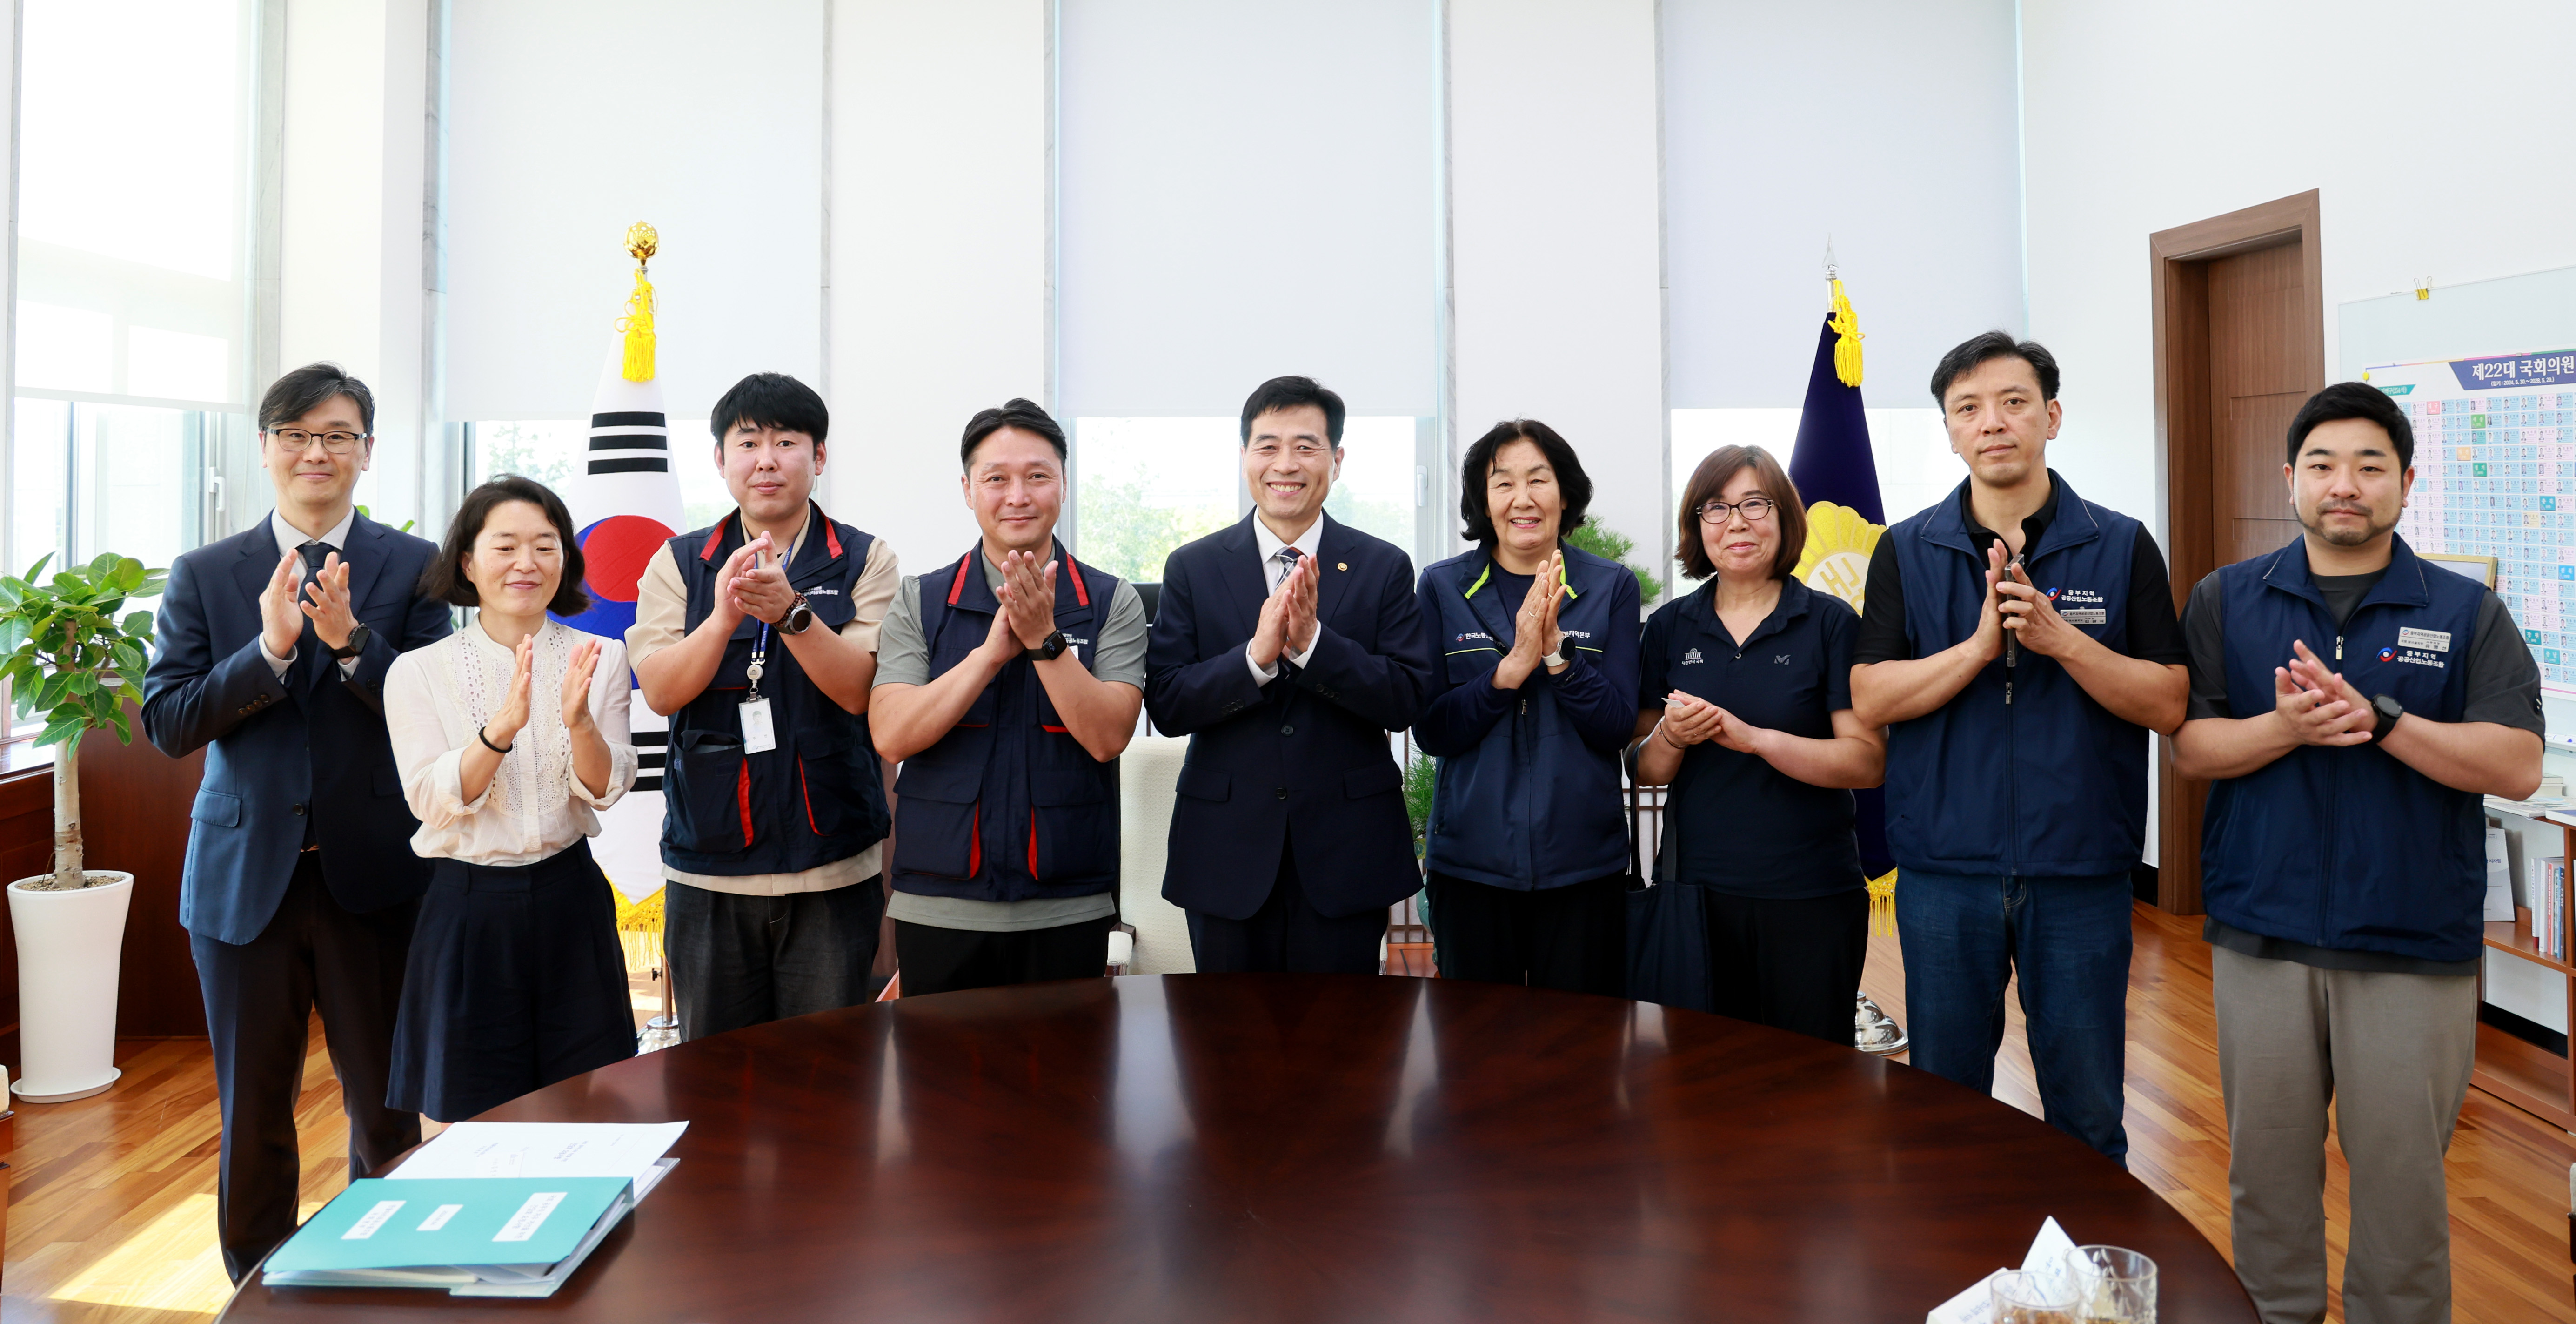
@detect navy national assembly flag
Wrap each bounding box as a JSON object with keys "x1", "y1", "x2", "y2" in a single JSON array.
[{"x1": 1784, "y1": 282, "x2": 1896, "y2": 897}]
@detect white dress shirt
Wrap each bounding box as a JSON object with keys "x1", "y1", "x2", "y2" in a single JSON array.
[
  {"x1": 261, "y1": 507, "x2": 363, "y2": 679},
  {"x1": 384, "y1": 619, "x2": 639, "y2": 866},
  {"x1": 1245, "y1": 514, "x2": 1324, "y2": 686}
]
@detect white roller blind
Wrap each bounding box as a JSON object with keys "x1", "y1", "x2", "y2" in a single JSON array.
[
  {"x1": 444, "y1": 0, "x2": 824, "y2": 422},
  {"x1": 1663, "y1": 0, "x2": 2022, "y2": 409},
  {"x1": 1057, "y1": 0, "x2": 1439, "y2": 419}
]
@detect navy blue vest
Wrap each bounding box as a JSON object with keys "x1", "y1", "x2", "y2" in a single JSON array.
[
  {"x1": 888, "y1": 542, "x2": 1124, "y2": 903},
  {"x1": 1885, "y1": 474, "x2": 2149, "y2": 877},
  {"x1": 659, "y1": 505, "x2": 890, "y2": 877},
  {"x1": 1418, "y1": 544, "x2": 1631, "y2": 890},
  {"x1": 2201, "y1": 537, "x2": 2487, "y2": 962}
]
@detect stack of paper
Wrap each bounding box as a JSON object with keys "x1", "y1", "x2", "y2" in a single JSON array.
[
  {"x1": 263, "y1": 1122, "x2": 687, "y2": 1298},
  {"x1": 2489, "y1": 827, "x2": 2517, "y2": 922},
  {"x1": 1924, "y1": 1217, "x2": 2077, "y2": 1324}
]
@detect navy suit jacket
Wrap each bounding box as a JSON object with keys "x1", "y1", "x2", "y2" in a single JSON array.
[
  {"x1": 141, "y1": 513, "x2": 452, "y2": 946},
  {"x1": 1145, "y1": 511, "x2": 1432, "y2": 920}
]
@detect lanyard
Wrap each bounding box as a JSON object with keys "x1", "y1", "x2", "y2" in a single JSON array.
[{"x1": 746, "y1": 622, "x2": 770, "y2": 701}]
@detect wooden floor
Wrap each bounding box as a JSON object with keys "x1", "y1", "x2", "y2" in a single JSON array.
[{"x1": 4, "y1": 906, "x2": 2569, "y2": 1322}]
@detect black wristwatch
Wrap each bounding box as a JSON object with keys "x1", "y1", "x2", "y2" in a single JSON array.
[
  {"x1": 778, "y1": 592, "x2": 816, "y2": 636},
  {"x1": 1024, "y1": 630, "x2": 1069, "y2": 663},
  {"x1": 327, "y1": 624, "x2": 372, "y2": 661},
  {"x1": 2370, "y1": 693, "x2": 2404, "y2": 738}
]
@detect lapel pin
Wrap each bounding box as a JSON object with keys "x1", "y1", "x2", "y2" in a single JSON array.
[{"x1": 1336, "y1": 562, "x2": 1347, "y2": 571}]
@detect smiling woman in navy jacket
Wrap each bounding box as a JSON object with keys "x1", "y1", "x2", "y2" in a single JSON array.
[
  {"x1": 1415, "y1": 420, "x2": 1640, "y2": 995},
  {"x1": 1632, "y1": 445, "x2": 1885, "y2": 1043}
]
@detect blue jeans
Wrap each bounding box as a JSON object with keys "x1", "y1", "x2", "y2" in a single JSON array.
[{"x1": 1895, "y1": 869, "x2": 2132, "y2": 1164}]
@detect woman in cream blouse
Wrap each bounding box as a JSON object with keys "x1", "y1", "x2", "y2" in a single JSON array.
[{"x1": 384, "y1": 476, "x2": 640, "y2": 1122}]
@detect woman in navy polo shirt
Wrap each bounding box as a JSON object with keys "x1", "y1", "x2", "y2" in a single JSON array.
[
  {"x1": 1633, "y1": 445, "x2": 1885, "y2": 1042},
  {"x1": 1415, "y1": 419, "x2": 1641, "y2": 994}
]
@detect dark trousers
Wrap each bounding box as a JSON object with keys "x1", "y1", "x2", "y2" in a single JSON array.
[
  {"x1": 1894, "y1": 868, "x2": 2133, "y2": 1163},
  {"x1": 1188, "y1": 837, "x2": 1388, "y2": 975},
  {"x1": 190, "y1": 853, "x2": 420, "y2": 1282},
  {"x1": 895, "y1": 915, "x2": 1117, "y2": 996},
  {"x1": 667, "y1": 876, "x2": 884, "y2": 1042},
  {"x1": 1702, "y1": 886, "x2": 1869, "y2": 1046},
  {"x1": 387, "y1": 841, "x2": 635, "y2": 1123},
  {"x1": 1425, "y1": 870, "x2": 1627, "y2": 995}
]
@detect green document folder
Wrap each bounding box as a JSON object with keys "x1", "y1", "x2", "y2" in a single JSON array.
[{"x1": 264, "y1": 1176, "x2": 635, "y2": 1295}]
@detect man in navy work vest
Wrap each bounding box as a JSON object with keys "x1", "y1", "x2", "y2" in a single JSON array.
[
  {"x1": 2173, "y1": 383, "x2": 2541, "y2": 1324},
  {"x1": 1146, "y1": 376, "x2": 1434, "y2": 974},
  {"x1": 629, "y1": 372, "x2": 899, "y2": 1041},
  {"x1": 870, "y1": 399, "x2": 1145, "y2": 995},
  {"x1": 1850, "y1": 332, "x2": 2189, "y2": 1163},
  {"x1": 143, "y1": 363, "x2": 453, "y2": 1279}
]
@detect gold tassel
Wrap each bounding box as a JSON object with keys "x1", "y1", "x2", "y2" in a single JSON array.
[
  {"x1": 1866, "y1": 868, "x2": 1897, "y2": 936},
  {"x1": 619, "y1": 221, "x2": 659, "y2": 383},
  {"x1": 1829, "y1": 277, "x2": 1864, "y2": 388},
  {"x1": 614, "y1": 883, "x2": 666, "y2": 977}
]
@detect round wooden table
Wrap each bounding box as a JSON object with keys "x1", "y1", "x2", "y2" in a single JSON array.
[{"x1": 220, "y1": 975, "x2": 2253, "y2": 1322}]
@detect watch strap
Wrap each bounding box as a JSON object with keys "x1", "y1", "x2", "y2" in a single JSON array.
[{"x1": 328, "y1": 625, "x2": 371, "y2": 660}]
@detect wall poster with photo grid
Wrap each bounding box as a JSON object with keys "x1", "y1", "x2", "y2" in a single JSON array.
[{"x1": 2369, "y1": 349, "x2": 2576, "y2": 694}]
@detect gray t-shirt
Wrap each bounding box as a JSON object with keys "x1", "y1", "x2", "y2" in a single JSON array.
[
  {"x1": 873, "y1": 551, "x2": 1146, "y2": 932},
  {"x1": 2180, "y1": 563, "x2": 2543, "y2": 975}
]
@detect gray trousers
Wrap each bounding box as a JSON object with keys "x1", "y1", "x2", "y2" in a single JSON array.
[
  {"x1": 2211, "y1": 945, "x2": 2477, "y2": 1324},
  {"x1": 666, "y1": 877, "x2": 884, "y2": 1042}
]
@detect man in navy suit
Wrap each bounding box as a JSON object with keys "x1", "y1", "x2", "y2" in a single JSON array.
[
  {"x1": 1146, "y1": 376, "x2": 1433, "y2": 973},
  {"x1": 142, "y1": 363, "x2": 453, "y2": 1280}
]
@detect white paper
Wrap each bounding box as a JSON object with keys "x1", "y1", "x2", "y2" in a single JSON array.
[
  {"x1": 392, "y1": 1122, "x2": 688, "y2": 1188},
  {"x1": 1924, "y1": 1217, "x2": 2077, "y2": 1324}
]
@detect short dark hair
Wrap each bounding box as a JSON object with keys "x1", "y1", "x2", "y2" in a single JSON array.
[
  {"x1": 1674, "y1": 445, "x2": 1807, "y2": 582},
  {"x1": 1929, "y1": 331, "x2": 2061, "y2": 406},
  {"x1": 259, "y1": 362, "x2": 375, "y2": 434},
  {"x1": 1459, "y1": 419, "x2": 1593, "y2": 545},
  {"x1": 709, "y1": 372, "x2": 829, "y2": 449},
  {"x1": 419, "y1": 475, "x2": 589, "y2": 616},
  {"x1": 960, "y1": 398, "x2": 1066, "y2": 470},
  {"x1": 2286, "y1": 381, "x2": 2415, "y2": 472},
  {"x1": 1239, "y1": 376, "x2": 1345, "y2": 446}
]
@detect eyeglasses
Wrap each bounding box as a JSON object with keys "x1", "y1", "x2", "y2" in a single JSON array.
[
  {"x1": 267, "y1": 429, "x2": 369, "y2": 454},
  {"x1": 1696, "y1": 497, "x2": 1775, "y2": 524}
]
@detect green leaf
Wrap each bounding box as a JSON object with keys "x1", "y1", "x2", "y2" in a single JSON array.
[
  {"x1": 37, "y1": 715, "x2": 86, "y2": 752},
  {"x1": 34, "y1": 670, "x2": 71, "y2": 712},
  {"x1": 109, "y1": 706, "x2": 132, "y2": 744},
  {"x1": 65, "y1": 672, "x2": 95, "y2": 696},
  {"x1": 19, "y1": 552, "x2": 52, "y2": 582},
  {"x1": 121, "y1": 610, "x2": 154, "y2": 637},
  {"x1": 113, "y1": 557, "x2": 144, "y2": 591}
]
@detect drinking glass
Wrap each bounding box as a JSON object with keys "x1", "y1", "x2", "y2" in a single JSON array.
[
  {"x1": 1990, "y1": 1268, "x2": 2077, "y2": 1324},
  {"x1": 2065, "y1": 1245, "x2": 2158, "y2": 1324}
]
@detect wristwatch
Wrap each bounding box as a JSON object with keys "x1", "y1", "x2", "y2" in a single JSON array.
[
  {"x1": 1541, "y1": 644, "x2": 1568, "y2": 669},
  {"x1": 327, "y1": 624, "x2": 372, "y2": 661},
  {"x1": 778, "y1": 592, "x2": 816, "y2": 636},
  {"x1": 2370, "y1": 693, "x2": 2403, "y2": 738},
  {"x1": 1024, "y1": 630, "x2": 1070, "y2": 663}
]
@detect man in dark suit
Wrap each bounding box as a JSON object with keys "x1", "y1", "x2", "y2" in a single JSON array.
[
  {"x1": 1146, "y1": 376, "x2": 1433, "y2": 973},
  {"x1": 141, "y1": 363, "x2": 453, "y2": 1280}
]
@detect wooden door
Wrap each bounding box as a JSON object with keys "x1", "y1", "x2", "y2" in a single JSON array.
[{"x1": 2149, "y1": 192, "x2": 2323, "y2": 914}]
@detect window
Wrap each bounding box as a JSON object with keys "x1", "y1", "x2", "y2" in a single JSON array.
[{"x1": 1073, "y1": 416, "x2": 1424, "y2": 584}]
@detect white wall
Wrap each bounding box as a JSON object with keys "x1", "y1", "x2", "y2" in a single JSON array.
[
  {"x1": 278, "y1": 0, "x2": 429, "y2": 528},
  {"x1": 1448, "y1": 0, "x2": 1668, "y2": 578},
  {"x1": 2020, "y1": 0, "x2": 2576, "y2": 516},
  {"x1": 1663, "y1": 0, "x2": 2022, "y2": 412},
  {"x1": 825, "y1": 0, "x2": 1049, "y2": 571}
]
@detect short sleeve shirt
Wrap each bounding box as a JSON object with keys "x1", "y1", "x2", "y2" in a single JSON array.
[
  {"x1": 2180, "y1": 559, "x2": 2543, "y2": 975},
  {"x1": 1638, "y1": 578, "x2": 1864, "y2": 899}
]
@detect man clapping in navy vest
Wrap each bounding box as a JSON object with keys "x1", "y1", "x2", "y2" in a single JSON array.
[
  {"x1": 629, "y1": 373, "x2": 899, "y2": 1041},
  {"x1": 870, "y1": 400, "x2": 1145, "y2": 995},
  {"x1": 2172, "y1": 383, "x2": 2541, "y2": 1324},
  {"x1": 1145, "y1": 376, "x2": 1435, "y2": 974},
  {"x1": 1850, "y1": 333, "x2": 2191, "y2": 1165}
]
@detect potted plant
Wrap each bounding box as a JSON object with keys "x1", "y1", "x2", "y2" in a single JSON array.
[{"x1": 0, "y1": 551, "x2": 164, "y2": 1102}]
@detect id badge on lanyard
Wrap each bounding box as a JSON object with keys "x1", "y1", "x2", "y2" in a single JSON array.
[{"x1": 741, "y1": 622, "x2": 776, "y2": 754}]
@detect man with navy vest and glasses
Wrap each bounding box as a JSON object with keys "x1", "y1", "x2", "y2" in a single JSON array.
[
  {"x1": 629, "y1": 372, "x2": 900, "y2": 1041},
  {"x1": 1851, "y1": 332, "x2": 2190, "y2": 1164},
  {"x1": 1145, "y1": 376, "x2": 1434, "y2": 974},
  {"x1": 869, "y1": 399, "x2": 1145, "y2": 994},
  {"x1": 144, "y1": 363, "x2": 452, "y2": 1279},
  {"x1": 2172, "y1": 383, "x2": 2540, "y2": 1324}
]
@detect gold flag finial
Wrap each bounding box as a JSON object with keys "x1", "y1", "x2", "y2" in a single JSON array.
[{"x1": 618, "y1": 223, "x2": 658, "y2": 382}]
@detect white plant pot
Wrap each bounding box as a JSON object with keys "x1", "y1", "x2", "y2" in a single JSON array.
[{"x1": 8, "y1": 871, "x2": 133, "y2": 1102}]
